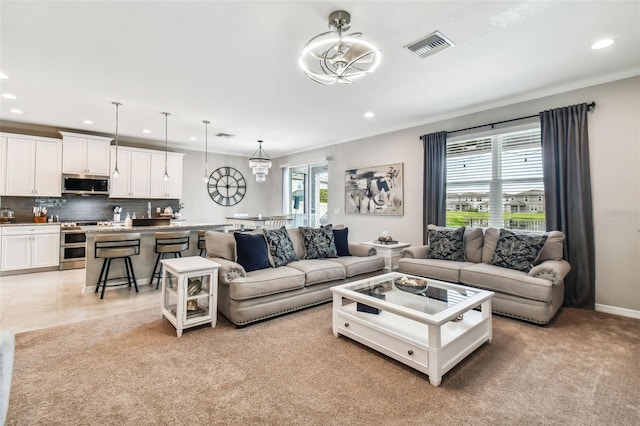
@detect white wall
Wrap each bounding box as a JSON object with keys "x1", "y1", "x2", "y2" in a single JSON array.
[
  {"x1": 270, "y1": 76, "x2": 640, "y2": 312},
  {"x1": 176, "y1": 148, "x2": 272, "y2": 224}
]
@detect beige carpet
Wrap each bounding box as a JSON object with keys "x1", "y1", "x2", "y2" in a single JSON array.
[{"x1": 6, "y1": 304, "x2": 640, "y2": 425}]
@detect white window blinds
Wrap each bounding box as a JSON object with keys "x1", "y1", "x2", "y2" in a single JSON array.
[{"x1": 446, "y1": 127, "x2": 545, "y2": 230}]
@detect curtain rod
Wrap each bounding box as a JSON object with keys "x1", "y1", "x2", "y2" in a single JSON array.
[{"x1": 419, "y1": 101, "x2": 596, "y2": 139}]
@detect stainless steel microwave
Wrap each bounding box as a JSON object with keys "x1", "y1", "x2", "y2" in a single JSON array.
[{"x1": 62, "y1": 174, "x2": 110, "y2": 195}]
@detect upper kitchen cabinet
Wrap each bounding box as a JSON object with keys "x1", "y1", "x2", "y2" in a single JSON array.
[
  {"x1": 150, "y1": 152, "x2": 184, "y2": 199},
  {"x1": 60, "y1": 131, "x2": 112, "y2": 176},
  {"x1": 3, "y1": 133, "x2": 62, "y2": 197},
  {"x1": 109, "y1": 146, "x2": 150, "y2": 198}
]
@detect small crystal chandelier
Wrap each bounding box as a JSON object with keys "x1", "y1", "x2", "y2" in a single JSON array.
[
  {"x1": 202, "y1": 120, "x2": 210, "y2": 183},
  {"x1": 249, "y1": 140, "x2": 271, "y2": 183},
  {"x1": 162, "y1": 112, "x2": 170, "y2": 181},
  {"x1": 299, "y1": 10, "x2": 382, "y2": 85},
  {"x1": 112, "y1": 101, "x2": 122, "y2": 178}
]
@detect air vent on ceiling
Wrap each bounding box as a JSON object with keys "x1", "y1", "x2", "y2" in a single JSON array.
[
  {"x1": 404, "y1": 31, "x2": 455, "y2": 58},
  {"x1": 216, "y1": 132, "x2": 235, "y2": 138}
]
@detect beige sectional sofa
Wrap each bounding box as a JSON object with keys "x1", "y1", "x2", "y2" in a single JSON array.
[
  {"x1": 205, "y1": 227, "x2": 385, "y2": 326},
  {"x1": 398, "y1": 225, "x2": 571, "y2": 324}
]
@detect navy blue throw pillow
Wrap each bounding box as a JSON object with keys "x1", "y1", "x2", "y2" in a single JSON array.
[
  {"x1": 333, "y1": 227, "x2": 351, "y2": 256},
  {"x1": 234, "y1": 232, "x2": 270, "y2": 272}
]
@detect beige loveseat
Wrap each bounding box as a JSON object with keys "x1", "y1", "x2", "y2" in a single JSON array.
[
  {"x1": 398, "y1": 225, "x2": 571, "y2": 324},
  {"x1": 205, "y1": 227, "x2": 385, "y2": 326}
]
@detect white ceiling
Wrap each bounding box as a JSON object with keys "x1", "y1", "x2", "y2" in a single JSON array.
[{"x1": 1, "y1": 1, "x2": 639, "y2": 158}]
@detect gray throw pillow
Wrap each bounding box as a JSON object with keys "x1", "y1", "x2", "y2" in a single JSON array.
[
  {"x1": 488, "y1": 229, "x2": 548, "y2": 272},
  {"x1": 264, "y1": 226, "x2": 298, "y2": 267},
  {"x1": 298, "y1": 225, "x2": 338, "y2": 259},
  {"x1": 427, "y1": 227, "x2": 465, "y2": 261}
]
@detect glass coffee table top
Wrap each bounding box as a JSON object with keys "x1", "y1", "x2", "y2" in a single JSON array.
[{"x1": 339, "y1": 272, "x2": 481, "y2": 316}]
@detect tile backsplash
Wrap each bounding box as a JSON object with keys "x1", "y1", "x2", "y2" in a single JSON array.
[{"x1": 0, "y1": 195, "x2": 179, "y2": 223}]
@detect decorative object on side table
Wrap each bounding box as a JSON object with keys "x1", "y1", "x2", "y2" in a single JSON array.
[
  {"x1": 376, "y1": 230, "x2": 398, "y2": 244},
  {"x1": 186, "y1": 278, "x2": 202, "y2": 311}
]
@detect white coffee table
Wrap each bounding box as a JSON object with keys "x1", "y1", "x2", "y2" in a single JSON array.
[{"x1": 331, "y1": 272, "x2": 493, "y2": 386}]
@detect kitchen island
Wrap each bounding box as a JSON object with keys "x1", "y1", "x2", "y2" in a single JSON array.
[{"x1": 83, "y1": 222, "x2": 230, "y2": 292}]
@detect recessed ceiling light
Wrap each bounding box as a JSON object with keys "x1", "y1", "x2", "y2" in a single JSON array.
[
  {"x1": 591, "y1": 38, "x2": 615, "y2": 50},
  {"x1": 1, "y1": 93, "x2": 16, "y2": 99},
  {"x1": 0, "y1": 72, "x2": 8, "y2": 79},
  {"x1": 189, "y1": 136, "x2": 198, "y2": 141},
  {"x1": 364, "y1": 112, "x2": 375, "y2": 118},
  {"x1": 9, "y1": 108, "x2": 23, "y2": 114},
  {"x1": 82, "y1": 119, "x2": 94, "y2": 125},
  {"x1": 141, "y1": 129, "x2": 151, "y2": 134}
]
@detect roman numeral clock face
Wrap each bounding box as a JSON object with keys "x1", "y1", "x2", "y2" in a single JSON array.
[{"x1": 207, "y1": 167, "x2": 246, "y2": 206}]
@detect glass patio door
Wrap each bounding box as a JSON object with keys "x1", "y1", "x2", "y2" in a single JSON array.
[{"x1": 285, "y1": 162, "x2": 328, "y2": 227}]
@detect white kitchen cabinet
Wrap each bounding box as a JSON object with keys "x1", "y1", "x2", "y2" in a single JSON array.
[
  {"x1": 0, "y1": 136, "x2": 6, "y2": 195},
  {"x1": 109, "y1": 147, "x2": 150, "y2": 198},
  {"x1": 150, "y1": 152, "x2": 184, "y2": 199},
  {"x1": 60, "y1": 131, "x2": 112, "y2": 175},
  {"x1": 0, "y1": 225, "x2": 60, "y2": 271},
  {"x1": 4, "y1": 135, "x2": 62, "y2": 197}
]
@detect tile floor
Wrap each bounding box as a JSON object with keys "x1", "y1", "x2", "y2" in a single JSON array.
[{"x1": 0, "y1": 268, "x2": 160, "y2": 334}]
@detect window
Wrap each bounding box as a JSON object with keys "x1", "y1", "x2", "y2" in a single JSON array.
[{"x1": 445, "y1": 126, "x2": 545, "y2": 231}]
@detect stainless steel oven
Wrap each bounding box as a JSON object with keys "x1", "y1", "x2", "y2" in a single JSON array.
[{"x1": 60, "y1": 227, "x2": 87, "y2": 270}]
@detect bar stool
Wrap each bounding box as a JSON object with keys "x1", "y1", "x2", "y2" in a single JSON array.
[
  {"x1": 94, "y1": 233, "x2": 141, "y2": 299},
  {"x1": 151, "y1": 230, "x2": 190, "y2": 289},
  {"x1": 198, "y1": 230, "x2": 207, "y2": 257}
]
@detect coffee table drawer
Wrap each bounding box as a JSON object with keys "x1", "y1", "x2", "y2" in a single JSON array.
[{"x1": 336, "y1": 311, "x2": 429, "y2": 371}]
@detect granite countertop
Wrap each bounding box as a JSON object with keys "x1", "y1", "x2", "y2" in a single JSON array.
[
  {"x1": 83, "y1": 222, "x2": 231, "y2": 234},
  {"x1": 0, "y1": 222, "x2": 61, "y2": 227}
]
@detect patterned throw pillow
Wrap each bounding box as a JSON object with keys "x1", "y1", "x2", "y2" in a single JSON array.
[
  {"x1": 264, "y1": 227, "x2": 298, "y2": 267},
  {"x1": 427, "y1": 227, "x2": 465, "y2": 261},
  {"x1": 298, "y1": 224, "x2": 338, "y2": 259},
  {"x1": 488, "y1": 229, "x2": 548, "y2": 272}
]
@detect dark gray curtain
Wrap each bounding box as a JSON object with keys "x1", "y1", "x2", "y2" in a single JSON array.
[
  {"x1": 421, "y1": 131, "x2": 448, "y2": 244},
  {"x1": 540, "y1": 103, "x2": 595, "y2": 309}
]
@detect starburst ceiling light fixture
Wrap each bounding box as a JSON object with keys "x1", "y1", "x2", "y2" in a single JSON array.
[
  {"x1": 162, "y1": 112, "x2": 170, "y2": 181},
  {"x1": 112, "y1": 102, "x2": 122, "y2": 178},
  {"x1": 202, "y1": 120, "x2": 210, "y2": 183},
  {"x1": 249, "y1": 140, "x2": 271, "y2": 183},
  {"x1": 299, "y1": 10, "x2": 382, "y2": 85}
]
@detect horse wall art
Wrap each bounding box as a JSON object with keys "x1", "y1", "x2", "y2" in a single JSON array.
[{"x1": 345, "y1": 163, "x2": 403, "y2": 215}]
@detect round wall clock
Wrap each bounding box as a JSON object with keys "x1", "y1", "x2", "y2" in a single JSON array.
[{"x1": 207, "y1": 166, "x2": 246, "y2": 206}]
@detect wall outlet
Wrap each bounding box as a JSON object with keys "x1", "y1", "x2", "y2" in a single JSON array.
[{"x1": 156, "y1": 207, "x2": 161, "y2": 213}]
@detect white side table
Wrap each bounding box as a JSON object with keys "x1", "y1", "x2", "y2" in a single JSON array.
[
  {"x1": 160, "y1": 256, "x2": 220, "y2": 337},
  {"x1": 364, "y1": 241, "x2": 411, "y2": 271}
]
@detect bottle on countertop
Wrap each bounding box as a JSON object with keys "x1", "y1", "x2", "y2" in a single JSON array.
[{"x1": 125, "y1": 212, "x2": 132, "y2": 227}]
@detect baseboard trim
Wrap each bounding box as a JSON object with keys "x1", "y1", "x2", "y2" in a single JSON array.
[{"x1": 595, "y1": 304, "x2": 640, "y2": 319}]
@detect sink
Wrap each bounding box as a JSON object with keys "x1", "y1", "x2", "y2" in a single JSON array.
[{"x1": 131, "y1": 218, "x2": 171, "y2": 227}]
